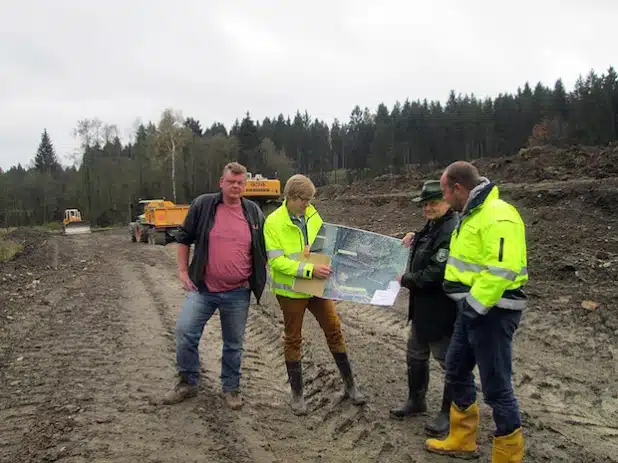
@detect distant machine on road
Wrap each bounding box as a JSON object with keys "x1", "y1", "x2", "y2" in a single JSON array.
[{"x1": 63, "y1": 209, "x2": 92, "y2": 235}]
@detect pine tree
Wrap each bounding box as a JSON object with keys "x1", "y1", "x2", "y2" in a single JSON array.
[
  {"x1": 34, "y1": 129, "x2": 60, "y2": 174},
  {"x1": 235, "y1": 112, "x2": 260, "y2": 166}
]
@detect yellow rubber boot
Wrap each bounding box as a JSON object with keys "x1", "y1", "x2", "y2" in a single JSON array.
[
  {"x1": 492, "y1": 427, "x2": 524, "y2": 462},
  {"x1": 425, "y1": 402, "x2": 480, "y2": 459}
]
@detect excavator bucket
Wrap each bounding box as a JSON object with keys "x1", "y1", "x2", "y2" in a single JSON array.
[{"x1": 63, "y1": 221, "x2": 92, "y2": 235}]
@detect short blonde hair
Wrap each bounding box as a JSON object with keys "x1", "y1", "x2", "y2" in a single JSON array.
[
  {"x1": 284, "y1": 174, "x2": 316, "y2": 200},
  {"x1": 222, "y1": 162, "x2": 247, "y2": 177}
]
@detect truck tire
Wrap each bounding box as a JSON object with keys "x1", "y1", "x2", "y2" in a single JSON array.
[
  {"x1": 154, "y1": 231, "x2": 167, "y2": 246},
  {"x1": 137, "y1": 225, "x2": 148, "y2": 243},
  {"x1": 146, "y1": 229, "x2": 167, "y2": 245},
  {"x1": 129, "y1": 223, "x2": 138, "y2": 242}
]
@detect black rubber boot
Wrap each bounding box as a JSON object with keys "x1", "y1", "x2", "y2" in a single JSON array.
[
  {"x1": 285, "y1": 360, "x2": 308, "y2": 415},
  {"x1": 333, "y1": 352, "x2": 367, "y2": 405},
  {"x1": 389, "y1": 361, "x2": 429, "y2": 419},
  {"x1": 424, "y1": 381, "x2": 452, "y2": 436}
]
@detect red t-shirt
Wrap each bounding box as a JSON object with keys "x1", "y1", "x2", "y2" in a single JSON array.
[{"x1": 204, "y1": 202, "x2": 252, "y2": 292}]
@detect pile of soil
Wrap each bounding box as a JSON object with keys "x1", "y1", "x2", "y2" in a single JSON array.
[
  {"x1": 473, "y1": 144, "x2": 618, "y2": 183},
  {"x1": 316, "y1": 165, "x2": 437, "y2": 199},
  {"x1": 317, "y1": 144, "x2": 618, "y2": 199}
]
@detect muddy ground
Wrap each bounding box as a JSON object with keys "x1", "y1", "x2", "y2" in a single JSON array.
[{"x1": 1, "y1": 166, "x2": 618, "y2": 462}]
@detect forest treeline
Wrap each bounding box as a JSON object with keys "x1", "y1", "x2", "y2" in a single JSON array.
[{"x1": 1, "y1": 66, "x2": 617, "y2": 227}]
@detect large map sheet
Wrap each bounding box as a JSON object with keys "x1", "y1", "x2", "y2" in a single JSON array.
[{"x1": 304, "y1": 222, "x2": 409, "y2": 306}]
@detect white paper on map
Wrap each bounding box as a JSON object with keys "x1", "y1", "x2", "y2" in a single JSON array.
[{"x1": 369, "y1": 280, "x2": 401, "y2": 306}]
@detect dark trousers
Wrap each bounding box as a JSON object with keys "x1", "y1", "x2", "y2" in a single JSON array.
[
  {"x1": 445, "y1": 306, "x2": 522, "y2": 437},
  {"x1": 407, "y1": 324, "x2": 450, "y2": 370}
]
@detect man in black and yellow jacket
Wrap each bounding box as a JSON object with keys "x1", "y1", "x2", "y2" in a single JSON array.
[{"x1": 425, "y1": 161, "x2": 528, "y2": 463}]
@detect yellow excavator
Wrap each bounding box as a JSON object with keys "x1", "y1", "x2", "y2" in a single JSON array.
[
  {"x1": 63, "y1": 209, "x2": 92, "y2": 235},
  {"x1": 242, "y1": 172, "x2": 282, "y2": 216}
]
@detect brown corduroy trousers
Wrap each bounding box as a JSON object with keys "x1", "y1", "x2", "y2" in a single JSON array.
[{"x1": 276, "y1": 295, "x2": 347, "y2": 361}]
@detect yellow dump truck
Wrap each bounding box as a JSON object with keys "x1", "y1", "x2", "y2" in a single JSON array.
[{"x1": 129, "y1": 199, "x2": 190, "y2": 245}]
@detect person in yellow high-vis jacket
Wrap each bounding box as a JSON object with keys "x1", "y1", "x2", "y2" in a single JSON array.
[
  {"x1": 425, "y1": 161, "x2": 527, "y2": 463},
  {"x1": 264, "y1": 174, "x2": 366, "y2": 415}
]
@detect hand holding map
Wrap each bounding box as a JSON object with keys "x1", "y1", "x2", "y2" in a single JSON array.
[
  {"x1": 402, "y1": 232, "x2": 415, "y2": 248},
  {"x1": 313, "y1": 264, "x2": 332, "y2": 279}
]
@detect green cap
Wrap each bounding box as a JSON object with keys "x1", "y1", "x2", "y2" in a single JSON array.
[{"x1": 412, "y1": 180, "x2": 444, "y2": 203}]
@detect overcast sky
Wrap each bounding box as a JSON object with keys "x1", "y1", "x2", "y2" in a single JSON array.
[{"x1": 1, "y1": 0, "x2": 615, "y2": 170}]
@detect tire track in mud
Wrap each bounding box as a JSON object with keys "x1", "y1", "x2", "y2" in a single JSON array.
[
  {"x1": 19, "y1": 230, "x2": 611, "y2": 462},
  {"x1": 241, "y1": 296, "x2": 396, "y2": 462},
  {"x1": 132, "y1": 257, "x2": 276, "y2": 463},
  {"x1": 0, "y1": 231, "x2": 257, "y2": 463},
  {"x1": 319, "y1": 300, "x2": 449, "y2": 462},
  {"x1": 0, "y1": 233, "x2": 129, "y2": 462},
  {"x1": 139, "y1": 243, "x2": 416, "y2": 462},
  {"x1": 0, "y1": 283, "x2": 81, "y2": 462},
  {"x1": 235, "y1": 291, "x2": 428, "y2": 463},
  {"x1": 511, "y1": 310, "x2": 618, "y2": 460},
  {"x1": 0, "y1": 232, "x2": 444, "y2": 462},
  {"x1": 69, "y1": 233, "x2": 247, "y2": 462}
]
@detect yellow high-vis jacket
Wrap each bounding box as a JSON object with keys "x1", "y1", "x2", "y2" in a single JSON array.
[
  {"x1": 444, "y1": 180, "x2": 528, "y2": 315},
  {"x1": 263, "y1": 201, "x2": 323, "y2": 299}
]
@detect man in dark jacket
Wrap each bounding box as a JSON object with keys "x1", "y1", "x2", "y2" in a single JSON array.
[
  {"x1": 390, "y1": 179, "x2": 459, "y2": 437},
  {"x1": 161, "y1": 162, "x2": 268, "y2": 410}
]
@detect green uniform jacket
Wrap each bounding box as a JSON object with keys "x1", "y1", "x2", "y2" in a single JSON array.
[
  {"x1": 263, "y1": 201, "x2": 323, "y2": 299},
  {"x1": 444, "y1": 178, "x2": 528, "y2": 315}
]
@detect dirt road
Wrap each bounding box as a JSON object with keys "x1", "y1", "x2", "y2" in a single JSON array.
[{"x1": 1, "y1": 177, "x2": 617, "y2": 462}]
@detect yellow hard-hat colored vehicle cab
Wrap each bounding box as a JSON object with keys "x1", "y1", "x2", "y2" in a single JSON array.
[
  {"x1": 63, "y1": 209, "x2": 92, "y2": 235},
  {"x1": 242, "y1": 172, "x2": 282, "y2": 216}
]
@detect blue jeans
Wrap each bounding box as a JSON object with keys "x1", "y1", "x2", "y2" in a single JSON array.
[
  {"x1": 445, "y1": 306, "x2": 522, "y2": 437},
  {"x1": 174, "y1": 287, "x2": 251, "y2": 392}
]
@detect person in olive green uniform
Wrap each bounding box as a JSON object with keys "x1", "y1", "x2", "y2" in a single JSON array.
[
  {"x1": 425, "y1": 161, "x2": 528, "y2": 463},
  {"x1": 389, "y1": 180, "x2": 458, "y2": 437}
]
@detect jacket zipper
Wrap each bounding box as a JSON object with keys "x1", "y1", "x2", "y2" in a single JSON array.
[{"x1": 289, "y1": 209, "x2": 316, "y2": 250}]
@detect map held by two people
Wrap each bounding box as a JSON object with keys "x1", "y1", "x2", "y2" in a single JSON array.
[{"x1": 293, "y1": 223, "x2": 409, "y2": 306}]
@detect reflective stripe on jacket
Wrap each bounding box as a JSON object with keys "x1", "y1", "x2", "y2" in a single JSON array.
[
  {"x1": 263, "y1": 201, "x2": 323, "y2": 299},
  {"x1": 444, "y1": 179, "x2": 528, "y2": 315}
]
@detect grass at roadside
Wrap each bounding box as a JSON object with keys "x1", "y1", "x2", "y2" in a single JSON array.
[{"x1": 0, "y1": 228, "x2": 24, "y2": 262}]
